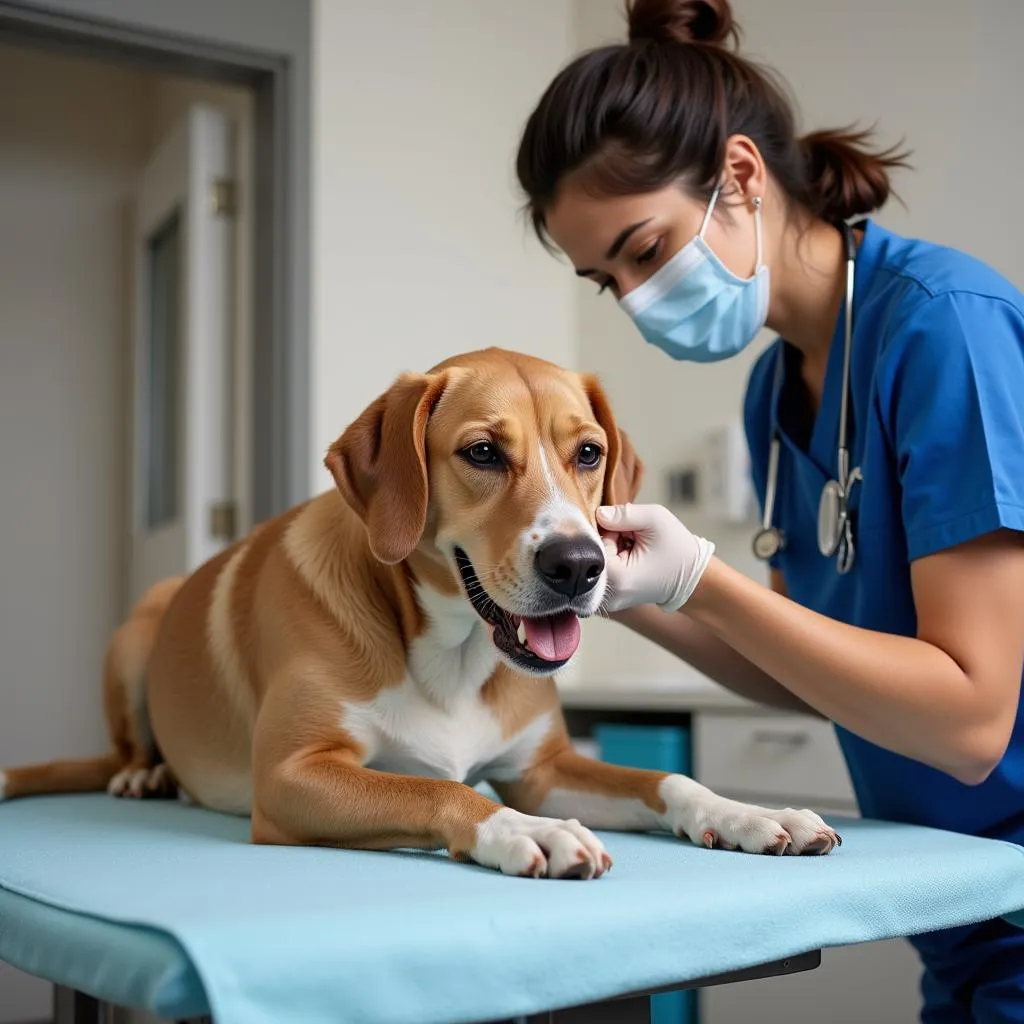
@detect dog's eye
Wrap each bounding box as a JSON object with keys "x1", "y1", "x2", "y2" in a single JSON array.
[
  {"x1": 462, "y1": 441, "x2": 504, "y2": 468},
  {"x1": 577, "y1": 443, "x2": 603, "y2": 468}
]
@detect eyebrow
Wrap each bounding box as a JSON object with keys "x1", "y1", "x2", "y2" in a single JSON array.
[{"x1": 574, "y1": 218, "x2": 653, "y2": 277}]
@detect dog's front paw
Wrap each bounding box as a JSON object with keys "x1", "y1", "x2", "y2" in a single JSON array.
[
  {"x1": 661, "y1": 777, "x2": 841, "y2": 855},
  {"x1": 697, "y1": 804, "x2": 840, "y2": 856},
  {"x1": 470, "y1": 807, "x2": 613, "y2": 879},
  {"x1": 765, "y1": 806, "x2": 841, "y2": 855}
]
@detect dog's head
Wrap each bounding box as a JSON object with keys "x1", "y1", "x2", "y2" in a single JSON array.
[{"x1": 325, "y1": 347, "x2": 643, "y2": 676}]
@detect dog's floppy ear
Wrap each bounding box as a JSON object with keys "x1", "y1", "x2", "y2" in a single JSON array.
[
  {"x1": 607, "y1": 424, "x2": 644, "y2": 506},
  {"x1": 582, "y1": 374, "x2": 644, "y2": 506},
  {"x1": 325, "y1": 371, "x2": 449, "y2": 564}
]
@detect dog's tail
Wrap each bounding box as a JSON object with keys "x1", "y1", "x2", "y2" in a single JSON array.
[{"x1": 0, "y1": 753, "x2": 123, "y2": 801}]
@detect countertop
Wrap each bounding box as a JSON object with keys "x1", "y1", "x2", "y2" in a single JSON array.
[{"x1": 555, "y1": 675, "x2": 773, "y2": 714}]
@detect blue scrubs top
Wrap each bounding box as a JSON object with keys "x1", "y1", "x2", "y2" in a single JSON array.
[{"x1": 744, "y1": 219, "x2": 1024, "y2": 845}]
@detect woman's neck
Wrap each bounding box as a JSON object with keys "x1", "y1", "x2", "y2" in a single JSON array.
[{"x1": 765, "y1": 215, "x2": 849, "y2": 405}]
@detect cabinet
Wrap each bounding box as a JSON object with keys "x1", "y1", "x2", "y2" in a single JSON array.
[
  {"x1": 694, "y1": 712, "x2": 855, "y2": 809},
  {"x1": 694, "y1": 711, "x2": 923, "y2": 1023},
  {"x1": 567, "y1": 697, "x2": 925, "y2": 1024}
]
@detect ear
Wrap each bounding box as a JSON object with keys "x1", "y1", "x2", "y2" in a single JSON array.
[
  {"x1": 582, "y1": 374, "x2": 645, "y2": 506},
  {"x1": 324, "y1": 371, "x2": 449, "y2": 564}
]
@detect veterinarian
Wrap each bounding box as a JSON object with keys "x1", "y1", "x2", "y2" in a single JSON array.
[{"x1": 516, "y1": 0, "x2": 1024, "y2": 1019}]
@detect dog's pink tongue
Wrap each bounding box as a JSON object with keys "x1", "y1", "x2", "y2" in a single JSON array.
[{"x1": 522, "y1": 612, "x2": 581, "y2": 662}]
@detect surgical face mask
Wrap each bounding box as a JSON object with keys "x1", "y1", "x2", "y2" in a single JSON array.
[{"x1": 618, "y1": 186, "x2": 769, "y2": 363}]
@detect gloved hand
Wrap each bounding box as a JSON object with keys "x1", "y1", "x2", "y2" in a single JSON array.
[{"x1": 597, "y1": 503, "x2": 716, "y2": 614}]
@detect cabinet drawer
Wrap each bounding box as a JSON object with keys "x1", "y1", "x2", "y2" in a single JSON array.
[{"x1": 694, "y1": 713, "x2": 856, "y2": 808}]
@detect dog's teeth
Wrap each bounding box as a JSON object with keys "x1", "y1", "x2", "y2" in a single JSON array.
[{"x1": 517, "y1": 621, "x2": 527, "y2": 645}]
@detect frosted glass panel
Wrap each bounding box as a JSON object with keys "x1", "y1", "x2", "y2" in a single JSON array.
[{"x1": 144, "y1": 210, "x2": 181, "y2": 530}]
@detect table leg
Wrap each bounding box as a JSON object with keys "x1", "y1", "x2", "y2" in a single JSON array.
[
  {"x1": 515, "y1": 995, "x2": 651, "y2": 1022},
  {"x1": 54, "y1": 987, "x2": 209, "y2": 1024},
  {"x1": 53, "y1": 987, "x2": 101, "y2": 1024}
]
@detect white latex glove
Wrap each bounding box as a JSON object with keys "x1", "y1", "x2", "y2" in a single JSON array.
[{"x1": 597, "y1": 503, "x2": 716, "y2": 614}]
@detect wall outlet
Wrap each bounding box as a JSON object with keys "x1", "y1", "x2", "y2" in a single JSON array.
[{"x1": 665, "y1": 466, "x2": 699, "y2": 505}]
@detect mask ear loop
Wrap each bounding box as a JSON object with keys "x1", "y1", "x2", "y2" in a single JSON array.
[
  {"x1": 699, "y1": 185, "x2": 765, "y2": 274},
  {"x1": 698, "y1": 184, "x2": 722, "y2": 239}
]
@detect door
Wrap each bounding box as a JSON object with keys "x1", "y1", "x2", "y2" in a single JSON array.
[{"x1": 130, "y1": 103, "x2": 236, "y2": 605}]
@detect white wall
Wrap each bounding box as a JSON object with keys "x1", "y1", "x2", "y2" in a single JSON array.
[
  {"x1": 572, "y1": 0, "x2": 1024, "y2": 686},
  {"x1": 0, "y1": 42, "x2": 154, "y2": 1023},
  {"x1": 310, "y1": 0, "x2": 577, "y2": 491}
]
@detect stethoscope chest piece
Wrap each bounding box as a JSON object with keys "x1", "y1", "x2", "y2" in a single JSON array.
[
  {"x1": 816, "y1": 478, "x2": 845, "y2": 557},
  {"x1": 752, "y1": 525, "x2": 786, "y2": 562},
  {"x1": 816, "y1": 467, "x2": 862, "y2": 574}
]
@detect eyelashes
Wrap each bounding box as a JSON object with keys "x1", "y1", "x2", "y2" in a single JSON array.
[
  {"x1": 636, "y1": 240, "x2": 661, "y2": 265},
  {"x1": 596, "y1": 240, "x2": 661, "y2": 295}
]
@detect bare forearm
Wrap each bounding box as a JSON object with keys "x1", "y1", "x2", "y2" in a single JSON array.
[
  {"x1": 614, "y1": 605, "x2": 822, "y2": 716},
  {"x1": 687, "y1": 558, "x2": 1005, "y2": 783}
]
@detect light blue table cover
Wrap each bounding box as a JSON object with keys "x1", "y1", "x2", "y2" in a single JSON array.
[{"x1": 2, "y1": 794, "x2": 1024, "y2": 1024}]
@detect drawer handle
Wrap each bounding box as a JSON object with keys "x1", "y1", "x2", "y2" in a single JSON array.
[{"x1": 752, "y1": 729, "x2": 810, "y2": 748}]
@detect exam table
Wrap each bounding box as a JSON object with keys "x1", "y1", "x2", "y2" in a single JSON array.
[{"x1": 2, "y1": 795, "x2": 1024, "y2": 1024}]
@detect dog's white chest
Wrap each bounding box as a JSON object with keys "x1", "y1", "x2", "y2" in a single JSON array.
[
  {"x1": 341, "y1": 681, "x2": 549, "y2": 785},
  {"x1": 340, "y1": 585, "x2": 550, "y2": 784}
]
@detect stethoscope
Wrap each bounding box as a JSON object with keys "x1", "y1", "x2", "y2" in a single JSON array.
[{"x1": 752, "y1": 221, "x2": 863, "y2": 575}]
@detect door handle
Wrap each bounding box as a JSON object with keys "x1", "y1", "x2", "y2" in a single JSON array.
[
  {"x1": 752, "y1": 729, "x2": 810, "y2": 749},
  {"x1": 209, "y1": 501, "x2": 238, "y2": 542}
]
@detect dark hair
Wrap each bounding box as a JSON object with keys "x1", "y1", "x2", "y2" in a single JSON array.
[{"x1": 516, "y1": 0, "x2": 910, "y2": 247}]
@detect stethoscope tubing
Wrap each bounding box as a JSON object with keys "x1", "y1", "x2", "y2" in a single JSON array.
[{"x1": 752, "y1": 220, "x2": 862, "y2": 574}]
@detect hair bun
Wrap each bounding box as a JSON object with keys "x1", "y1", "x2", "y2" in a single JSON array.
[
  {"x1": 800, "y1": 127, "x2": 911, "y2": 221},
  {"x1": 626, "y1": 0, "x2": 737, "y2": 48}
]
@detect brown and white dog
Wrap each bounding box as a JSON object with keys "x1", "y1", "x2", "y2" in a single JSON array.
[{"x1": 0, "y1": 347, "x2": 838, "y2": 878}]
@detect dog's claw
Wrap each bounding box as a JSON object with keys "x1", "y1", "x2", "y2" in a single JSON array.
[
  {"x1": 561, "y1": 856, "x2": 594, "y2": 880},
  {"x1": 519, "y1": 854, "x2": 546, "y2": 879}
]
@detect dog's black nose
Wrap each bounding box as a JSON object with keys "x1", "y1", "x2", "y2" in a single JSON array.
[{"x1": 535, "y1": 536, "x2": 605, "y2": 598}]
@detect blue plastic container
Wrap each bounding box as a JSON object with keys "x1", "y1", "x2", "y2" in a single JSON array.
[{"x1": 593, "y1": 723, "x2": 691, "y2": 775}]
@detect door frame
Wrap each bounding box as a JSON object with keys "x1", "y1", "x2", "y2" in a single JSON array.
[{"x1": 0, "y1": 0, "x2": 312, "y2": 523}]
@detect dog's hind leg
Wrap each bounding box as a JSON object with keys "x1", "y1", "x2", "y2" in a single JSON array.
[
  {"x1": 103, "y1": 578, "x2": 184, "y2": 800},
  {"x1": 0, "y1": 577, "x2": 185, "y2": 803}
]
